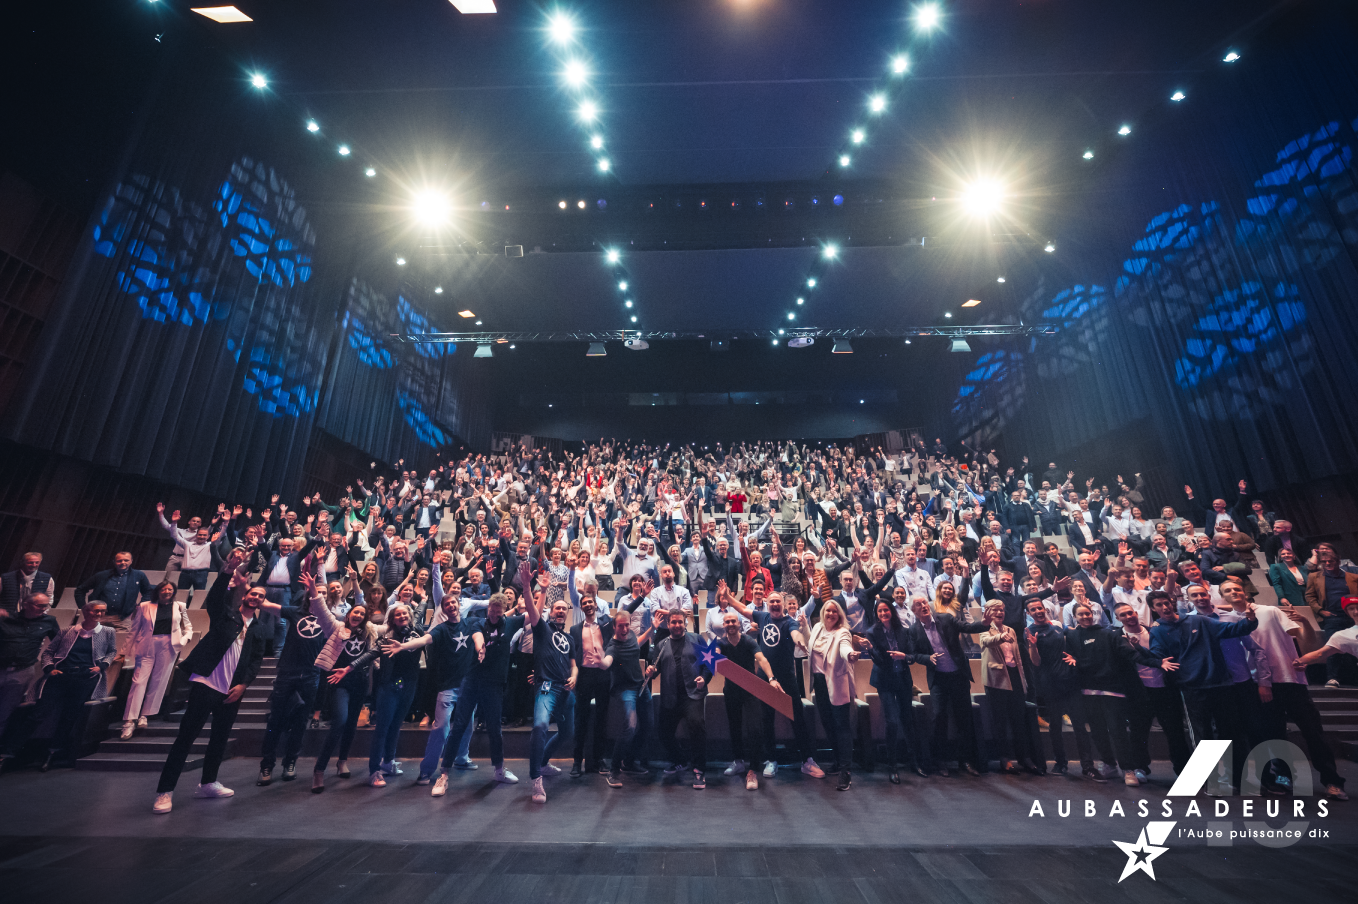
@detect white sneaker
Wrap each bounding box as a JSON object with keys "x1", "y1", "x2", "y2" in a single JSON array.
[
  {"x1": 539, "y1": 763, "x2": 562, "y2": 777},
  {"x1": 152, "y1": 792, "x2": 173, "y2": 814},
  {"x1": 745, "y1": 770, "x2": 758, "y2": 791},
  {"x1": 1134, "y1": 769, "x2": 1149, "y2": 784},
  {"x1": 531, "y1": 777, "x2": 546, "y2": 803},
  {"x1": 763, "y1": 761, "x2": 778, "y2": 778},
  {"x1": 369, "y1": 772, "x2": 386, "y2": 788},
  {"x1": 801, "y1": 758, "x2": 826, "y2": 778},
  {"x1": 194, "y1": 782, "x2": 234, "y2": 798},
  {"x1": 723, "y1": 759, "x2": 746, "y2": 777},
  {"x1": 1326, "y1": 679, "x2": 1341, "y2": 688},
  {"x1": 1124, "y1": 771, "x2": 1139, "y2": 786},
  {"x1": 494, "y1": 766, "x2": 519, "y2": 784},
  {"x1": 120, "y1": 721, "x2": 135, "y2": 740},
  {"x1": 380, "y1": 760, "x2": 403, "y2": 776},
  {"x1": 431, "y1": 774, "x2": 449, "y2": 797},
  {"x1": 137, "y1": 716, "x2": 149, "y2": 729}
]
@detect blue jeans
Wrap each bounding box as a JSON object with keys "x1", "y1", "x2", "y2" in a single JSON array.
[
  {"x1": 610, "y1": 689, "x2": 639, "y2": 768},
  {"x1": 260, "y1": 671, "x2": 318, "y2": 770},
  {"x1": 314, "y1": 677, "x2": 364, "y2": 773},
  {"x1": 261, "y1": 586, "x2": 292, "y2": 653},
  {"x1": 420, "y1": 686, "x2": 475, "y2": 777},
  {"x1": 445, "y1": 678, "x2": 504, "y2": 770},
  {"x1": 369, "y1": 679, "x2": 419, "y2": 775},
  {"x1": 878, "y1": 679, "x2": 923, "y2": 770},
  {"x1": 177, "y1": 568, "x2": 208, "y2": 591},
  {"x1": 529, "y1": 683, "x2": 575, "y2": 779}
]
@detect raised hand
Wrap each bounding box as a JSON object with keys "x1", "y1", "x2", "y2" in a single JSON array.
[
  {"x1": 156, "y1": 502, "x2": 165, "y2": 513},
  {"x1": 171, "y1": 510, "x2": 181, "y2": 522}
]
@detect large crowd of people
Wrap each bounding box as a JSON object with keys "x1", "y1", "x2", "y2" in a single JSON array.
[{"x1": 0, "y1": 438, "x2": 1354, "y2": 813}]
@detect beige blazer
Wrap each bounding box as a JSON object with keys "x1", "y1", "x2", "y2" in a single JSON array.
[
  {"x1": 979, "y1": 624, "x2": 1026, "y2": 693},
  {"x1": 126, "y1": 599, "x2": 194, "y2": 655},
  {"x1": 808, "y1": 623, "x2": 858, "y2": 705}
]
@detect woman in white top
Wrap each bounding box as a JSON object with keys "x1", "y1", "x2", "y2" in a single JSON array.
[
  {"x1": 805, "y1": 599, "x2": 859, "y2": 790},
  {"x1": 121, "y1": 581, "x2": 194, "y2": 738}
]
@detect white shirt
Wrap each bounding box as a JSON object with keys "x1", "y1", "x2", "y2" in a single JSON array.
[
  {"x1": 1223, "y1": 605, "x2": 1304, "y2": 685},
  {"x1": 192, "y1": 616, "x2": 252, "y2": 694},
  {"x1": 1105, "y1": 584, "x2": 1151, "y2": 625},
  {"x1": 648, "y1": 582, "x2": 694, "y2": 615},
  {"x1": 268, "y1": 557, "x2": 292, "y2": 586},
  {"x1": 705, "y1": 604, "x2": 749, "y2": 635},
  {"x1": 1324, "y1": 625, "x2": 1358, "y2": 658},
  {"x1": 933, "y1": 572, "x2": 964, "y2": 597},
  {"x1": 894, "y1": 565, "x2": 933, "y2": 601}
]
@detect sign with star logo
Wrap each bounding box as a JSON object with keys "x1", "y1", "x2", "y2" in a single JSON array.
[{"x1": 1113, "y1": 822, "x2": 1173, "y2": 882}]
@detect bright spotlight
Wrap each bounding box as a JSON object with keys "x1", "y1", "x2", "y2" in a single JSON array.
[
  {"x1": 796, "y1": 297, "x2": 804, "y2": 305},
  {"x1": 624, "y1": 300, "x2": 632, "y2": 308},
  {"x1": 1044, "y1": 242, "x2": 1056, "y2": 253},
  {"x1": 1170, "y1": 90, "x2": 1186, "y2": 102},
  {"x1": 868, "y1": 94, "x2": 886, "y2": 114},
  {"x1": 412, "y1": 190, "x2": 449, "y2": 225},
  {"x1": 630, "y1": 315, "x2": 637, "y2": 322},
  {"x1": 605, "y1": 248, "x2": 620, "y2": 263},
  {"x1": 1223, "y1": 51, "x2": 1240, "y2": 63},
  {"x1": 944, "y1": 311, "x2": 952, "y2": 318},
  {"x1": 598, "y1": 158, "x2": 610, "y2": 172},
  {"x1": 823, "y1": 244, "x2": 839, "y2": 259},
  {"x1": 1117, "y1": 124, "x2": 1131, "y2": 136},
  {"x1": 590, "y1": 135, "x2": 603, "y2": 149},
  {"x1": 778, "y1": 329, "x2": 785, "y2": 334},
  {"x1": 913, "y1": 3, "x2": 940, "y2": 32},
  {"x1": 807, "y1": 277, "x2": 816, "y2": 288},
  {"x1": 851, "y1": 129, "x2": 865, "y2": 145},
  {"x1": 434, "y1": 287, "x2": 443, "y2": 294},
  {"x1": 563, "y1": 59, "x2": 588, "y2": 87},
  {"x1": 772, "y1": 339, "x2": 779, "y2": 346},
  {"x1": 577, "y1": 199, "x2": 586, "y2": 209},
  {"x1": 961, "y1": 179, "x2": 1004, "y2": 217},
  {"x1": 1083, "y1": 149, "x2": 1094, "y2": 160},
  {"x1": 306, "y1": 119, "x2": 319, "y2": 132},
  {"x1": 395, "y1": 257, "x2": 406, "y2": 266},
  {"x1": 365, "y1": 167, "x2": 376, "y2": 177},
  {"x1": 997, "y1": 276, "x2": 1006, "y2": 283},
  {"x1": 250, "y1": 73, "x2": 268, "y2": 89},
  {"x1": 558, "y1": 200, "x2": 567, "y2": 209},
  {"x1": 548, "y1": 12, "x2": 576, "y2": 44},
  {"x1": 891, "y1": 55, "x2": 909, "y2": 75},
  {"x1": 839, "y1": 155, "x2": 851, "y2": 168},
  {"x1": 618, "y1": 281, "x2": 628, "y2": 291},
  {"x1": 787, "y1": 312, "x2": 795, "y2": 320},
  {"x1": 578, "y1": 100, "x2": 598, "y2": 122},
  {"x1": 338, "y1": 145, "x2": 351, "y2": 156}
]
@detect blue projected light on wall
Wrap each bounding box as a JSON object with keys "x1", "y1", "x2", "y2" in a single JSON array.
[
  {"x1": 1120, "y1": 201, "x2": 1219, "y2": 282},
  {"x1": 397, "y1": 390, "x2": 448, "y2": 446},
  {"x1": 1173, "y1": 281, "x2": 1310, "y2": 387},
  {"x1": 1020, "y1": 280, "x2": 1110, "y2": 378},
  {"x1": 214, "y1": 158, "x2": 315, "y2": 289},
  {"x1": 397, "y1": 296, "x2": 447, "y2": 358},
  {"x1": 241, "y1": 345, "x2": 319, "y2": 416},
  {"x1": 343, "y1": 311, "x2": 394, "y2": 368},
  {"x1": 951, "y1": 349, "x2": 1025, "y2": 443}
]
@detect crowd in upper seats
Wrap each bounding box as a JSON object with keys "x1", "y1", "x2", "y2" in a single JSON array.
[{"x1": 0, "y1": 436, "x2": 1354, "y2": 807}]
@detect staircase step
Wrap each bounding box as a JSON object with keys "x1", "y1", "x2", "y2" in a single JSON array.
[
  {"x1": 76, "y1": 754, "x2": 203, "y2": 773},
  {"x1": 96, "y1": 736, "x2": 234, "y2": 756}
]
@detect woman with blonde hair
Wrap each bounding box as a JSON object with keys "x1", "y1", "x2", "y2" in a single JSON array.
[
  {"x1": 979, "y1": 600, "x2": 1041, "y2": 774},
  {"x1": 804, "y1": 598, "x2": 860, "y2": 790}
]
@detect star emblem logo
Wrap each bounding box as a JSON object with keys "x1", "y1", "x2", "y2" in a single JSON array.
[
  {"x1": 295, "y1": 616, "x2": 321, "y2": 639},
  {"x1": 1113, "y1": 822, "x2": 1174, "y2": 882},
  {"x1": 551, "y1": 630, "x2": 572, "y2": 655},
  {"x1": 453, "y1": 633, "x2": 469, "y2": 651},
  {"x1": 761, "y1": 623, "x2": 782, "y2": 648},
  {"x1": 694, "y1": 637, "x2": 725, "y2": 672}
]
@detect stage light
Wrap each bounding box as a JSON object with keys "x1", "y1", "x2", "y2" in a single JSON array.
[
  {"x1": 807, "y1": 277, "x2": 817, "y2": 288},
  {"x1": 476, "y1": 320, "x2": 482, "y2": 325},
  {"x1": 306, "y1": 120, "x2": 319, "y2": 132},
  {"x1": 997, "y1": 276, "x2": 1005, "y2": 283},
  {"x1": 624, "y1": 300, "x2": 632, "y2": 308},
  {"x1": 839, "y1": 155, "x2": 851, "y2": 168},
  {"x1": 962, "y1": 299, "x2": 981, "y2": 307},
  {"x1": 563, "y1": 59, "x2": 588, "y2": 87},
  {"x1": 1223, "y1": 51, "x2": 1240, "y2": 63},
  {"x1": 823, "y1": 244, "x2": 839, "y2": 259},
  {"x1": 548, "y1": 12, "x2": 576, "y2": 44},
  {"x1": 832, "y1": 339, "x2": 853, "y2": 354},
  {"x1": 787, "y1": 312, "x2": 795, "y2": 320},
  {"x1": 778, "y1": 329, "x2": 785, "y2": 334},
  {"x1": 618, "y1": 281, "x2": 628, "y2": 291},
  {"x1": 1083, "y1": 149, "x2": 1094, "y2": 160},
  {"x1": 950, "y1": 338, "x2": 971, "y2": 353},
  {"x1": 944, "y1": 311, "x2": 952, "y2": 318},
  {"x1": 508, "y1": 343, "x2": 515, "y2": 349},
  {"x1": 250, "y1": 73, "x2": 268, "y2": 89},
  {"x1": 1118, "y1": 125, "x2": 1131, "y2": 136},
  {"x1": 624, "y1": 338, "x2": 648, "y2": 350},
  {"x1": 796, "y1": 297, "x2": 804, "y2": 305},
  {"x1": 395, "y1": 257, "x2": 407, "y2": 266},
  {"x1": 558, "y1": 200, "x2": 567, "y2": 209},
  {"x1": 474, "y1": 343, "x2": 493, "y2": 358},
  {"x1": 833, "y1": 194, "x2": 844, "y2": 206},
  {"x1": 451, "y1": 0, "x2": 497, "y2": 12},
  {"x1": 412, "y1": 189, "x2": 451, "y2": 226},
  {"x1": 338, "y1": 145, "x2": 351, "y2": 155},
  {"x1": 578, "y1": 100, "x2": 598, "y2": 122},
  {"x1": 577, "y1": 200, "x2": 586, "y2": 209},
  {"x1": 772, "y1": 339, "x2": 779, "y2": 346},
  {"x1": 891, "y1": 55, "x2": 909, "y2": 74},
  {"x1": 788, "y1": 336, "x2": 814, "y2": 348},
  {"x1": 598, "y1": 158, "x2": 610, "y2": 172},
  {"x1": 434, "y1": 287, "x2": 443, "y2": 294},
  {"x1": 851, "y1": 129, "x2": 865, "y2": 145},
  {"x1": 1171, "y1": 90, "x2": 1186, "y2": 102},
  {"x1": 960, "y1": 179, "x2": 1004, "y2": 217},
  {"x1": 869, "y1": 94, "x2": 886, "y2": 114},
  {"x1": 457, "y1": 310, "x2": 475, "y2": 318},
  {"x1": 605, "y1": 248, "x2": 620, "y2": 263},
  {"x1": 365, "y1": 167, "x2": 376, "y2": 177},
  {"x1": 913, "y1": 3, "x2": 940, "y2": 32},
  {"x1": 1044, "y1": 242, "x2": 1056, "y2": 253},
  {"x1": 192, "y1": 6, "x2": 252, "y2": 23},
  {"x1": 903, "y1": 339, "x2": 911, "y2": 345},
  {"x1": 590, "y1": 135, "x2": 603, "y2": 149},
  {"x1": 630, "y1": 315, "x2": 637, "y2": 322}
]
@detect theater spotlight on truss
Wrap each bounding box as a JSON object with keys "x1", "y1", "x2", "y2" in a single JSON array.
[
  {"x1": 474, "y1": 343, "x2": 493, "y2": 358},
  {"x1": 950, "y1": 338, "x2": 972, "y2": 353},
  {"x1": 788, "y1": 337, "x2": 815, "y2": 348},
  {"x1": 831, "y1": 339, "x2": 853, "y2": 354},
  {"x1": 624, "y1": 338, "x2": 649, "y2": 350},
  {"x1": 587, "y1": 342, "x2": 607, "y2": 356}
]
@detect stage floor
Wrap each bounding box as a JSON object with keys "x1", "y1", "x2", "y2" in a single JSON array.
[{"x1": 3, "y1": 758, "x2": 1357, "y2": 903}]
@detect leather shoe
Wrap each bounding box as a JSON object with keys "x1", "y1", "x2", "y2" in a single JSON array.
[
  {"x1": 963, "y1": 763, "x2": 980, "y2": 776},
  {"x1": 888, "y1": 770, "x2": 900, "y2": 785}
]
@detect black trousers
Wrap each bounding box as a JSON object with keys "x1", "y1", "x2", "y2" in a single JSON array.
[
  {"x1": 260, "y1": 670, "x2": 318, "y2": 771},
  {"x1": 1262, "y1": 682, "x2": 1344, "y2": 788},
  {"x1": 1081, "y1": 693, "x2": 1132, "y2": 771},
  {"x1": 929, "y1": 670, "x2": 979, "y2": 768},
  {"x1": 985, "y1": 683, "x2": 1037, "y2": 764},
  {"x1": 658, "y1": 696, "x2": 706, "y2": 772},
  {"x1": 1127, "y1": 685, "x2": 1192, "y2": 774},
  {"x1": 811, "y1": 673, "x2": 853, "y2": 771},
  {"x1": 762, "y1": 667, "x2": 815, "y2": 763},
  {"x1": 1182, "y1": 685, "x2": 1247, "y2": 790},
  {"x1": 158, "y1": 682, "x2": 240, "y2": 793},
  {"x1": 1041, "y1": 689, "x2": 1095, "y2": 769},
  {"x1": 724, "y1": 689, "x2": 765, "y2": 766},
  {"x1": 21, "y1": 672, "x2": 99, "y2": 758},
  {"x1": 572, "y1": 668, "x2": 611, "y2": 767}
]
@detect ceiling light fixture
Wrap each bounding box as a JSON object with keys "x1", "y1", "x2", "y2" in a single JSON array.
[
  {"x1": 576, "y1": 199, "x2": 586, "y2": 209},
  {"x1": 839, "y1": 155, "x2": 851, "y2": 167},
  {"x1": 868, "y1": 94, "x2": 887, "y2": 114},
  {"x1": 962, "y1": 299, "x2": 981, "y2": 307},
  {"x1": 913, "y1": 3, "x2": 940, "y2": 32},
  {"x1": 823, "y1": 244, "x2": 839, "y2": 260},
  {"x1": 807, "y1": 277, "x2": 817, "y2": 288},
  {"x1": 458, "y1": 310, "x2": 475, "y2": 318},
  {"x1": 590, "y1": 135, "x2": 603, "y2": 149},
  {"x1": 191, "y1": 6, "x2": 252, "y2": 23},
  {"x1": 605, "y1": 248, "x2": 620, "y2": 263},
  {"x1": 434, "y1": 287, "x2": 443, "y2": 294},
  {"x1": 961, "y1": 179, "x2": 1004, "y2": 217},
  {"x1": 578, "y1": 100, "x2": 599, "y2": 122},
  {"x1": 618, "y1": 281, "x2": 628, "y2": 291},
  {"x1": 250, "y1": 73, "x2": 268, "y2": 89},
  {"x1": 598, "y1": 158, "x2": 610, "y2": 172},
  {"x1": 1118, "y1": 124, "x2": 1132, "y2": 136},
  {"x1": 1083, "y1": 149, "x2": 1094, "y2": 160},
  {"x1": 1223, "y1": 51, "x2": 1241, "y2": 63},
  {"x1": 796, "y1": 297, "x2": 804, "y2": 305},
  {"x1": 450, "y1": 0, "x2": 497, "y2": 13},
  {"x1": 548, "y1": 12, "x2": 576, "y2": 44},
  {"x1": 563, "y1": 59, "x2": 589, "y2": 87},
  {"x1": 997, "y1": 276, "x2": 1006, "y2": 283},
  {"x1": 338, "y1": 145, "x2": 351, "y2": 156},
  {"x1": 851, "y1": 129, "x2": 865, "y2": 144},
  {"x1": 412, "y1": 189, "x2": 449, "y2": 225},
  {"x1": 1171, "y1": 91, "x2": 1186, "y2": 102},
  {"x1": 891, "y1": 55, "x2": 909, "y2": 74},
  {"x1": 395, "y1": 257, "x2": 406, "y2": 266},
  {"x1": 1044, "y1": 242, "x2": 1056, "y2": 253},
  {"x1": 365, "y1": 167, "x2": 376, "y2": 177},
  {"x1": 306, "y1": 120, "x2": 319, "y2": 132}
]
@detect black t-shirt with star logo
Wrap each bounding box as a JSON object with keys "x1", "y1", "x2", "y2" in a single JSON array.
[
  {"x1": 751, "y1": 610, "x2": 799, "y2": 679},
  {"x1": 465, "y1": 614, "x2": 525, "y2": 684},
  {"x1": 532, "y1": 615, "x2": 578, "y2": 686},
  {"x1": 428, "y1": 620, "x2": 478, "y2": 691},
  {"x1": 276, "y1": 604, "x2": 328, "y2": 675}
]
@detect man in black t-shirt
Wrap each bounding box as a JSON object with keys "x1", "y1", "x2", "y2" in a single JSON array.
[
  {"x1": 258, "y1": 579, "x2": 330, "y2": 785},
  {"x1": 601, "y1": 615, "x2": 654, "y2": 787},
  {"x1": 525, "y1": 580, "x2": 578, "y2": 804},
  {"x1": 651, "y1": 609, "x2": 713, "y2": 789},
  {"x1": 716, "y1": 610, "x2": 777, "y2": 790},
  {"x1": 447, "y1": 592, "x2": 526, "y2": 783},
  {"x1": 728, "y1": 590, "x2": 824, "y2": 779}
]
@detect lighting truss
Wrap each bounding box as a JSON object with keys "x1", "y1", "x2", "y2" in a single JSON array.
[{"x1": 390, "y1": 324, "x2": 1057, "y2": 344}]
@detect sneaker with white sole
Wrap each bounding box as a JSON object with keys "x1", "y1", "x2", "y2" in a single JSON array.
[
  {"x1": 763, "y1": 761, "x2": 778, "y2": 778},
  {"x1": 494, "y1": 766, "x2": 519, "y2": 784},
  {"x1": 1326, "y1": 679, "x2": 1341, "y2": 688},
  {"x1": 152, "y1": 792, "x2": 173, "y2": 813},
  {"x1": 380, "y1": 760, "x2": 403, "y2": 776},
  {"x1": 723, "y1": 759, "x2": 746, "y2": 777},
  {"x1": 1124, "y1": 771, "x2": 1139, "y2": 786},
  {"x1": 194, "y1": 782, "x2": 234, "y2": 798},
  {"x1": 801, "y1": 758, "x2": 826, "y2": 778},
  {"x1": 745, "y1": 770, "x2": 758, "y2": 791},
  {"x1": 531, "y1": 777, "x2": 546, "y2": 803},
  {"x1": 1134, "y1": 769, "x2": 1149, "y2": 784},
  {"x1": 539, "y1": 763, "x2": 562, "y2": 777},
  {"x1": 692, "y1": 770, "x2": 706, "y2": 790},
  {"x1": 416, "y1": 773, "x2": 432, "y2": 786},
  {"x1": 120, "y1": 722, "x2": 135, "y2": 740},
  {"x1": 454, "y1": 760, "x2": 479, "y2": 771},
  {"x1": 431, "y1": 774, "x2": 449, "y2": 797},
  {"x1": 369, "y1": 772, "x2": 386, "y2": 788}
]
